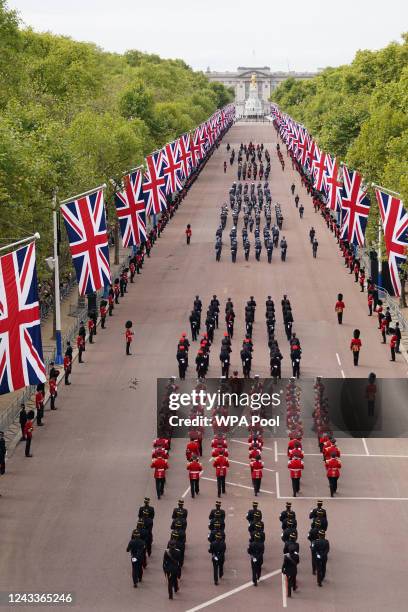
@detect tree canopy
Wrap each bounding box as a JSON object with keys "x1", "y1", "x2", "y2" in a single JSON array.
[
  {"x1": 271, "y1": 34, "x2": 408, "y2": 249},
  {"x1": 0, "y1": 0, "x2": 233, "y2": 275}
]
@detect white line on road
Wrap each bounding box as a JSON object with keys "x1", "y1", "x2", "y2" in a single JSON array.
[
  {"x1": 181, "y1": 487, "x2": 191, "y2": 499},
  {"x1": 275, "y1": 495, "x2": 408, "y2": 501},
  {"x1": 336, "y1": 352, "x2": 342, "y2": 366},
  {"x1": 362, "y1": 438, "x2": 370, "y2": 456},
  {"x1": 229, "y1": 459, "x2": 275, "y2": 472},
  {"x1": 201, "y1": 476, "x2": 274, "y2": 495},
  {"x1": 275, "y1": 472, "x2": 281, "y2": 499},
  {"x1": 274, "y1": 440, "x2": 278, "y2": 463},
  {"x1": 281, "y1": 573, "x2": 287, "y2": 608},
  {"x1": 185, "y1": 570, "x2": 282, "y2": 612},
  {"x1": 341, "y1": 369, "x2": 346, "y2": 378},
  {"x1": 231, "y1": 439, "x2": 274, "y2": 451}
]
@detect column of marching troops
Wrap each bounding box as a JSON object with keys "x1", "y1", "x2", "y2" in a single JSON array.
[
  {"x1": 182, "y1": 294, "x2": 303, "y2": 380},
  {"x1": 215, "y1": 180, "x2": 288, "y2": 263},
  {"x1": 272, "y1": 120, "x2": 403, "y2": 367},
  {"x1": 134, "y1": 386, "x2": 333, "y2": 599}
]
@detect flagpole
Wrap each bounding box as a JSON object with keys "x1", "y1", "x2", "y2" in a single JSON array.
[
  {"x1": 371, "y1": 183, "x2": 402, "y2": 198},
  {"x1": 52, "y1": 190, "x2": 63, "y2": 365},
  {"x1": 0, "y1": 233, "x2": 40, "y2": 253},
  {"x1": 59, "y1": 183, "x2": 107, "y2": 206}
]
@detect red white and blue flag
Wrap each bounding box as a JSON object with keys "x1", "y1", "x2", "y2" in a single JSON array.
[
  {"x1": 311, "y1": 144, "x2": 327, "y2": 192},
  {"x1": 142, "y1": 150, "x2": 167, "y2": 215},
  {"x1": 340, "y1": 166, "x2": 371, "y2": 246},
  {"x1": 162, "y1": 140, "x2": 183, "y2": 194},
  {"x1": 297, "y1": 127, "x2": 309, "y2": 167},
  {"x1": 375, "y1": 188, "x2": 408, "y2": 296},
  {"x1": 190, "y1": 129, "x2": 203, "y2": 167},
  {"x1": 324, "y1": 154, "x2": 342, "y2": 212},
  {"x1": 178, "y1": 133, "x2": 193, "y2": 179},
  {"x1": 0, "y1": 242, "x2": 46, "y2": 394},
  {"x1": 61, "y1": 187, "x2": 111, "y2": 296},
  {"x1": 114, "y1": 169, "x2": 147, "y2": 247}
]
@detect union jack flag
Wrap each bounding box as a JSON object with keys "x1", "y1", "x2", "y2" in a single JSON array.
[
  {"x1": 0, "y1": 242, "x2": 46, "y2": 394},
  {"x1": 305, "y1": 137, "x2": 316, "y2": 172},
  {"x1": 324, "y1": 154, "x2": 342, "y2": 212},
  {"x1": 297, "y1": 127, "x2": 309, "y2": 167},
  {"x1": 190, "y1": 129, "x2": 203, "y2": 167},
  {"x1": 114, "y1": 169, "x2": 147, "y2": 248},
  {"x1": 196, "y1": 124, "x2": 208, "y2": 157},
  {"x1": 311, "y1": 144, "x2": 327, "y2": 192},
  {"x1": 375, "y1": 188, "x2": 408, "y2": 296},
  {"x1": 162, "y1": 140, "x2": 183, "y2": 194},
  {"x1": 340, "y1": 165, "x2": 371, "y2": 246},
  {"x1": 178, "y1": 133, "x2": 193, "y2": 179},
  {"x1": 205, "y1": 120, "x2": 215, "y2": 149},
  {"x1": 60, "y1": 187, "x2": 111, "y2": 296},
  {"x1": 142, "y1": 150, "x2": 167, "y2": 215}
]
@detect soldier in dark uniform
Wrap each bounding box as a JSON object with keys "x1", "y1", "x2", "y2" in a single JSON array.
[
  {"x1": 241, "y1": 345, "x2": 252, "y2": 378},
  {"x1": 244, "y1": 239, "x2": 250, "y2": 261},
  {"x1": 283, "y1": 532, "x2": 299, "y2": 562},
  {"x1": 312, "y1": 530, "x2": 330, "y2": 586},
  {"x1": 215, "y1": 236, "x2": 222, "y2": 261},
  {"x1": 279, "y1": 501, "x2": 295, "y2": 524},
  {"x1": 282, "y1": 551, "x2": 298, "y2": 597},
  {"x1": 210, "y1": 296, "x2": 220, "y2": 329},
  {"x1": 163, "y1": 541, "x2": 181, "y2": 599},
  {"x1": 209, "y1": 500, "x2": 226, "y2": 522},
  {"x1": 246, "y1": 501, "x2": 262, "y2": 524},
  {"x1": 231, "y1": 238, "x2": 238, "y2": 263},
  {"x1": 176, "y1": 346, "x2": 187, "y2": 380},
  {"x1": 248, "y1": 532, "x2": 264, "y2": 586},
  {"x1": 126, "y1": 529, "x2": 145, "y2": 587},
  {"x1": 281, "y1": 519, "x2": 298, "y2": 542},
  {"x1": 280, "y1": 236, "x2": 288, "y2": 261},
  {"x1": 172, "y1": 499, "x2": 188, "y2": 522},
  {"x1": 138, "y1": 497, "x2": 155, "y2": 520},
  {"x1": 266, "y1": 239, "x2": 273, "y2": 263},
  {"x1": 189, "y1": 310, "x2": 199, "y2": 341},
  {"x1": 194, "y1": 295, "x2": 202, "y2": 329},
  {"x1": 209, "y1": 532, "x2": 226, "y2": 585},
  {"x1": 308, "y1": 518, "x2": 321, "y2": 574},
  {"x1": 309, "y1": 500, "x2": 327, "y2": 522},
  {"x1": 220, "y1": 346, "x2": 230, "y2": 378}
]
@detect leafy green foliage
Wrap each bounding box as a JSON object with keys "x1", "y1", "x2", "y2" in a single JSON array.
[
  {"x1": 0, "y1": 1, "x2": 233, "y2": 276},
  {"x1": 271, "y1": 34, "x2": 408, "y2": 250}
]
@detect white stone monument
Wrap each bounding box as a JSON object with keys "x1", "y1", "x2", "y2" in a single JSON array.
[{"x1": 243, "y1": 73, "x2": 264, "y2": 117}]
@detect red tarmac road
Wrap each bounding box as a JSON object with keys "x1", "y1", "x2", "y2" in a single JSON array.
[{"x1": 1, "y1": 123, "x2": 408, "y2": 612}]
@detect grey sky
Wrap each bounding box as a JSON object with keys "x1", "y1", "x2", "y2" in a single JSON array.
[{"x1": 8, "y1": 0, "x2": 408, "y2": 72}]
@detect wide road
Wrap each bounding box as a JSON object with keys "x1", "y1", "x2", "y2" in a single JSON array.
[{"x1": 1, "y1": 123, "x2": 407, "y2": 612}]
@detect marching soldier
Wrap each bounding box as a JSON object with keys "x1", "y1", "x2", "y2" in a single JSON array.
[
  {"x1": 311, "y1": 530, "x2": 330, "y2": 586},
  {"x1": 185, "y1": 224, "x2": 192, "y2": 244},
  {"x1": 312, "y1": 238, "x2": 318, "y2": 257},
  {"x1": 151, "y1": 454, "x2": 168, "y2": 499},
  {"x1": 309, "y1": 500, "x2": 327, "y2": 522},
  {"x1": 194, "y1": 295, "x2": 202, "y2": 328},
  {"x1": 350, "y1": 328, "x2": 362, "y2": 366},
  {"x1": 138, "y1": 497, "x2": 155, "y2": 520},
  {"x1": 279, "y1": 501, "x2": 295, "y2": 524},
  {"x1": 176, "y1": 345, "x2": 187, "y2": 380},
  {"x1": 209, "y1": 532, "x2": 226, "y2": 585},
  {"x1": 335, "y1": 293, "x2": 345, "y2": 324},
  {"x1": 210, "y1": 295, "x2": 220, "y2": 328},
  {"x1": 281, "y1": 519, "x2": 298, "y2": 543},
  {"x1": 163, "y1": 542, "x2": 181, "y2": 599},
  {"x1": 215, "y1": 236, "x2": 222, "y2": 261},
  {"x1": 247, "y1": 501, "x2": 262, "y2": 524},
  {"x1": 209, "y1": 500, "x2": 226, "y2": 522},
  {"x1": 187, "y1": 455, "x2": 203, "y2": 498},
  {"x1": 126, "y1": 529, "x2": 145, "y2": 588},
  {"x1": 231, "y1": 238, "x2": 238, "y2": 263},
  {"x1": 283, "y1": 532, "x2": 299, "y2": 562},
  {"x1": 213, "y1": 449, "x2": 229, "y2": 496},
  {"x1": 288, "y1": 451, "x2": 304, "y2": 496},
  {"x1": 172, "y1": 499, "x2": 188, "y2": 522},
  {"x1": 248, "y1": 532, "x2": 264, "y2": 586},
  {"x1": 63, "y1": 352, "x2": 71, "y2": 385},
  {"x1": 250, "y1": 455, "x2": 264, "y2": 496},
  {"x1": 325, "y1": 452, "x2": 341, "y2": 497},
  {"x1": 125, "y1": 322, "x2": 134, "y2": 356},
  {"x1": 241, "y1": 344, "x2": 252, "y2": 378},
  {"x1": 282, "y1": 551, "x2": 298, "y2": 597},
  {"x1": 308, "y1": 518, "x2": 321, "y2": 574},
  {"x1": 189, "y1": 310, "x2": 199, "y2": 341}
]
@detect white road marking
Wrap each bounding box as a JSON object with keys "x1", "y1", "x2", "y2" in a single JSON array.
[
  {"x1": 276, "y1": 495, "x2": 408, "y2": 501},
  {"x1": 185, "y1": 569, "x2": 282, "y2": 612},
  {"x1": 274, "y1": 440, "x2": 278, "y2": 463},
  {"x1": 341, "y1": 369, "x2": 346, "y2": 378},
  {"x1": 362, "y1": 438, "x2": 370, "y2": 456},
  {"x1": 276, "y1": 452, "x2": 408, "y2": 459},
  {"x1": 181, "y1": 486, "x2": 190, "y2": 499},
  {"x1": 229, "y1": 459, "x2": 275, "y2": 472},
  {"x1": 281, "y1": 573, "x2": 287, "y2": 608},
  {"x1": 201, "y1": 476, "x2": 274, "y2": 495},
  {"x1": 336, "y1": 352, "x2": 341, "y2": 366},
  {"x1": 231, "y1": 439, "x2": 273, "y2": 450},
  {"x1": 275, "y1": 472, "x2": 281, "y2": 499}
]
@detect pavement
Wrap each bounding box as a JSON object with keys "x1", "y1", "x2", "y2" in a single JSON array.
[{"x1": 0, "y1": 123, "x2": 407, "y2": 612}]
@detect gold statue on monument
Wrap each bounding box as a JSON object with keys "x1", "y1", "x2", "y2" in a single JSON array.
[{"x1": 251, "y1": 73, "x2": 257, "y2": 87}]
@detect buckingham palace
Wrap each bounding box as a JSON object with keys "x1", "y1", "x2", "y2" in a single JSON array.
[{"x1": 206, "y1": 66, "x2": 318, "y2": 116}]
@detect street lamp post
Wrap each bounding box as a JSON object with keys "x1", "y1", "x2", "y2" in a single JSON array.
[{"x1": 52, "y1": 191, "x2": 63, "y2": 365}]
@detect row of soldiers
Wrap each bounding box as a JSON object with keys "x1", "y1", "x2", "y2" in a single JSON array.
[
  {"x1": 314, "y1": 378, "x2": 342, "y2": 497},
  {"x1": 126, "y1": 497, "x2": 156, "y2": 588}
]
